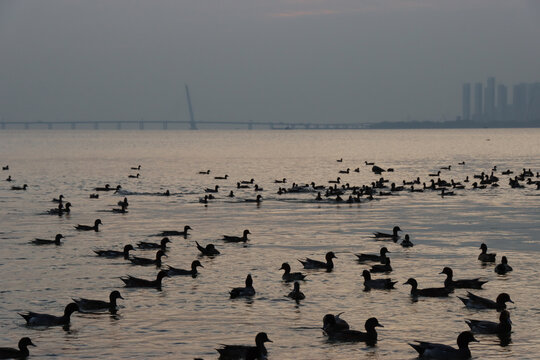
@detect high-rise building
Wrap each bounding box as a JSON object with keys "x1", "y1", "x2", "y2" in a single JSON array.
[
  {"x1": 526, "y1": 82, "x2": 540, "y2": 121},
  {"x1": 497, "y1": 84, "x2": 507, "y2": 122},
  {"x1": 462, "y1": 83, "x2": 471, "y2": 121},
  {"x1": 513, "y1": 83, "x2": 528, "y2": 122},
  {"x1": 473, "y1": 83, "x2": 483, "y2": 121},
  {"x1": 484, "y1": 77, "x2": 496, "y2": 121}
]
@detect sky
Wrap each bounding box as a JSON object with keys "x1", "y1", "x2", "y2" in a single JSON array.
[{"x1": 0, "y1": 0, "x2": 539, "y2": 125}]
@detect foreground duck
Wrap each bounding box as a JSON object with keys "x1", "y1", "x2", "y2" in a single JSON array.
[
  {"x1": 19, "y1": 303, "x2": 79, "y2": 326},
  {"x1": 465, "y1": 310, "x2": 512, "y2": 335},
  {"x1": 298, "y1": 251, "x2": 337, "y2": 271},
  {"x1": 222, "y1": 229, "x2": 250, "y2": 243},
  {"x1": 196, "y1": 241, "x2": 220, "y2": 256},
  {"x1": 32, "y1": 233, "x2": 64, "y2": 245},
  {"x1": 120, "y1": 270, "x2": 169, "y2": 290},
  {"x1": 166, "y1": 260, "x2": 203, "y2": 277},
  {"x1": 230, "y1": 274, "x2": 255, "y2": 298},
  {"x1": 355, "y1": 247, "x2": 390, "y2": 263},
  {"x1": 286, "y1": 281, "x2": 305, "y2": 301},
  {"x1": 94, "y1": 244, "x2": 135, "y2": 259},
  {"x1": 373, "y1": 226, "x2": 401, "y2": 241},
  {"x1": 478, "y1": 243, "x2": 496, "y2": 262},
  {"x1": 73, "y1": 290, "x2": 123, "y2": 313},
  {"x1": 458, "y1": 292, "x2": 513, "y2": 311},
  {"x1": 137, "y1": 237, "x2": 171, "y2": 251},
  {"x1": 75, "y1": 219, "x2": 102, "y2": 232},
  {"x1": 409, "y1": 331, "x2": 478, "y2": 359},
  {"x1": 362, "y1": 270, "x2": 396, "y2": 290},
  {"x1": 217, "y1": 332, "x2": 272, "y2": 360},
  {"x1": 440, "y1": 267, "x2": 487, "y2": 289},
  {"x1": 404, "y1": 278, "x2": 452, "y2": 297},
  {"x1": 369, "y1": 257, "x2": 392, "y2": 273},
  {"x1": 324, "y1": 317, "x2": 383, "y2": 345},
  {"x1": 322, "y1": 313, "x2": 349, "y2": 333},
  {"x1": 156, "y1": 225, "x2": 191, "y2": 237},
  {"x1": 280, "y1": 262, "x2": 307, "y2": 282},
  {"x1": 0, "y1": 337, "x2": 35, "y2": 359},
  {"x1": 129, "y1": 250, "x2": 166, "y2": 267},
  {"x1": 494, "y1": 256, "x2": 513, "y2": 275}
]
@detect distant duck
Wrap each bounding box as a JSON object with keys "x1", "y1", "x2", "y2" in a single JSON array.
[
  {"x1": 0, "y1": 337, "x2": 35, "y2": 359},
  {"x1": 373, "y1": 226, "x2": 401, "y2": 241},
  {"x1": 466, "y1": 310, "x2": 512, "y2": 335},
  {"x1": 362, "y1": 270, "x2": 396, "y2": 290},
  {"x1": 48, "y1": 202, "x2": 71, "y2": 215},
  {"x1": 137, "y1": 237, "x2": 171, "y2": 251},
  {"x1": 409, "y1": 331, "x2": 478, "y2": 360},
  {"x1": 166, "y1": 260, "x2": 203, "y2": 277},
  {"x1": 429, "y1": 170, "x2": 441, "y2": 177},
  {"x1": 323, "y1": 313, "x2": 350, "y2": 333},
  {"x1": 337, "y1": 158, "x2": 343, "y2": 162},
  {"x1": 73, "y1": 290, "x2": 123, "y2": 314},
  {"x1": 494, "y1": 256, "x2": 513, "y2": 275},
  {"x1": 223, "y1": 229, "x2": 250, "y2": 243},
  {"x1": 440, "y1": 165, "x2": 452, "y2": 170},
  {"x1": 117, "y1": 197, "x2": 129, "y2": 207},
  {"x1": 52, "y1": 194, "x2": 64, "y2": 202},
  {"x1": 339, "y1": 168, "x2": 350, "y2": 174},
  {"x1": 287, "y1": 281, "x2": 305, "y2": 301},
  {"x1": 89, "y1": 193, "x2": 99, "y2": 199},
  {"x1": 274, "y1": 178, "x2": 287, "y2": 183},
  {"x1": 111, "y1": 204, "x2": 128, "y2": 213},
  {"x1": 372, "y1": 165, "x2": 385, "y2": 174},
  {"x1": 315, "y1": 192, "x2": 323, "y2": 201},
  {"x1": 94, "y1": 244, "x2": 135, "y2": 259},
  {"x1": 478, "y1": 243, "x2": 496, "y2": 262},
  {"x1": 214, "y1": 174, "x2": 228, "y2": 180},
  {"x1": 157, "y1": 225, "x2": 192, "y2": 237},
  {"x1": 401, "y1": 234, "x2": 414, "y2": 247},
  {"x1": 403, "y1": 278, "x2": 452, "y2": 297},
  {"x1": 11, "y1": 184, "x2": 27, "y2": 190},
  {"x1": 128, "y1": 173, "x2": 140, "y2": 178},
  {"x1": 501, "y1": 169, "x2": 513, "y2": 175},
  {"x1": 205, "y1": 185, "x2": 219, "y2": 193},
  {"x1": 458, "y1": 292, "x2": 513, "y2": 311},
  {"x1": 75, "y1": 219, "x2": 102, "y2": 231},
  {"x1": 199, "y1": 170, "x2": 210, "y2": 174},
  {"x1": 254, "y1": 184, "x2": 264, "y2": 191},
  {"x1": 365, "y1": 161, "x2": 375, "y2": 165},
  {"x1": 298, "y1": 251, "x2": 337, "y2": 271},
  {"x1": 354, "y1": 167, "x2": 360, "y2": 172},
  {"x1": 237, "y1": 182, "x2": 250, "y2": 188},
  {"x1": 227, "y1": 190, "x2": 235, "y2": 197},
  {"x1": 129, "y1": 250, "x2": 166, "y2": 267},
  {"x1": 324, "y1": 317, "x2": 383, "y2": 345},
  {"x1": 458, "y1": 161, "x2": 466, "y2": 165},
  {"x1": 196, "y1": 241, "x2": 220, "y2": 256},
  {"x1": 131, "y1": 165, "x2": 141, "y2": 170},
  {"x1": 199, "y1": 195, "x2": 209, "y2": 204},
  {"x1": 241, "y1": 178, "x2": 255, "y2": 184},
  {"x1": 355, "y1": 247, "x2": 390, "y2": 263},
  {"x1": 440, "y1": 267, "x2": 487, "y2": 289},
  {"x1": 216, "y1": 332, "x2": 272, "y2": 360},
  {"x1": 245, "y1": 194, "x2": 263, "y2": 203},
  {"x1": 5, "y1": 175, "x2": 12, "y2": 181},
  {"x1": 32, "y1": 233, "x2": 64, "y2": 245},
  {"x1": 94, "y1": 184, "x2": 117, "y2": 191},
  {"x1": 19, "y1": 302, "x2": 79, "y2": 326},
  {"x1": 280, "y1": 262, "x2": 307, "y2": 282},
  {"x1": 121, "y1": 270, "x2": 169, "y2": 290},
  {"x1": 230, "y1": 274, "x2": 255, "y2": 298},
  {"x1": 328, "y1": 177, "x2": 341, "y2": 184},
  {"x1": 369, "y1": 258, "x2": 392, "y2": 273},
  {"x1": 2, "y1": 165, "x2": 8, "y2": 170},
  {"x1": 162, "y1": 190, "x2": 170, "y2": 196}
]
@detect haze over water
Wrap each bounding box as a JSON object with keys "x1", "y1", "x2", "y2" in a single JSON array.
[{"x1": 1, "y1": 129, "x2": 539, "y2": 359}]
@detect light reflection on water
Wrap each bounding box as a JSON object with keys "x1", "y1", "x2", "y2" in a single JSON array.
[{"x1": 0, "y1": 129, "x2": 539, "y2": 359}]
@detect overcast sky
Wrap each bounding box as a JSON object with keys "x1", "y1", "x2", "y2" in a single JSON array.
[{"x1": 0, "y1": 0, "x2": 539, "y2": 125}]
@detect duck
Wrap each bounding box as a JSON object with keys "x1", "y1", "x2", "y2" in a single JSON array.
[
  {"x1": 131, "y1": 165, "x2": 141, "y2": 170},
  {"x1": 129, "y1": 250, "x2": 166, "y2": 266},
  {"x1": 137, "y1": 237, "x2": 171, "y2": 251},
  {"x1": 280, "y1": 262, "x2": 307, "y2": 282},
  {"x1": 117, "y1": 197, "x2": 129, "y2": 208},
  {"x1": 32, "y1": 233, "x2": 64, "y2": 245},
  {"x1": 214, "y1": 174, "x2": 228, "y2": 180},
  {"x1": 121, "y1": 270, "x2": 169, "y2": 290},
  {"x1": 372, "y1": 165, "x2": 385, "y2": 174},
  {"x1": 240, "y1": 178, "x2": 255, "y2": 184},
  {"x1": 373, "y1": 226, "x2": 401, "y2": 241},
  {"x1": 75, "y1": 218, "x2": 102, "y2": 231},
  {"x1": 5, "y1": 175, "x2": 13, "y2": 181},
  {"x1": 89, "y1": 193, "x2": 99, "y2": 199},
  {"x1": 216, "y1": 332, "x2": 272, "y2": 360},
  {"x1": 230, "y1": 274, "x2": 255, "y2": 298},
  {"x1": 52, "y1": 194, "x2": 64, "y2": 203},
  {"x1": 165, "y1": 260, "x2": 203, "y2": 277},
  {"x1": 19, "y1": 302, "x2": 79, "y2": 326},
  {"x1": 48, "y1": 202, "x2": 71, "y2": 215},
  {"x1": 324, "y1": 317, "x2": 383, "y2": 345},
  {"x1": 196, "y1": 241, "x2": 220, "y2": 256},
  {"x1": 94, "y1": 244, "x2": 135, "y2": 259},
  {"x1": 199, "y1": 170, "x2": 210, "y2": 174},
  {"x1": 11, "y1": 184, "x2": 27, "y2": 190},
  {"x1": 94, "y1": 184, "x2": 111, "y2": 191},
  {"x1": 298, "y1": 251, "x2": 337, "y2": 271},
  {"x1": 409, "y1": 331, "x2": 478, "y2": 359},
  {"x1": 401, "y1": 234, "x2": 414, "y2": 247},
  {"x1": 465, "y1": 310, "x2": 512, "y2": 335},
  {"x1": 2, "y1": 165, "x2": 8, "y2": 170},
  {"x1": 237, "y1": 182, "x2": 250, "y2": 189},
  {"x1": 73, "y1": 290, "x2": 124, "y2": 314},
  {"x1": 205, "y1": 185, "x2": 219, "y2": 193},
  {"x1": 355, "y1": 247, "x2": 390, "y2": 263},
  {"x1": 429, "y1": 170, "x2": 441, "y2": 177},
  {"x1": 245, "y1": 194, "x2": 263, "y2": 203},
  {"x1": 287, "y1": 281, "x2": 305, "y2": 301},
  {"x1": 254, "y1": 184, "x2": 264, "y2": 191},
  {"x1": 369, "y1": 258, "x2": 392, "y2": 273},
  {"x1": 458, "y1": 292, "x2": 513, "y2": 311},
  {"x1": 328, "y1": 177, "x2": 341, "y2": 184},
  {"x1": 157, "y1": 225, "x2": 191, "y2": 237},
  {"x1": 227, "y1": 190, "x2": 235, "y2": 198},
  {"x1": 362, "y1": 270, "x2": 396, "y2": 290},
  {"x1": 322, "y1": 313, "x2": 350, "y2": 333},
  {"x1": 0, "y1": 337, "x2": 35, "y2": 359},
  {"x1": 403, "y1": 278, "x2": 452, "y2": 297},
  {"x1": 223, "y1": 229, "x2": 250, "y2": 243},
  {"x1": 274, "y1": 178, "x2": 287, "y2": 183},
  {"x1": 440, "y1": 267, "x2": 487, "y2": 289},
  {"x1": 199, "y1": 195, "x2": 209, "y2": 204},
  {"x1": 494, "y1": 256, "x2": 513, "y2": 275},
  {"x1": 478, "y1": 243, "x2": 496, "y2": 262},
  {"x1": 339, "y1": 168, "x2": 350, "y2": 174},
  {"x1": 128, "y1": 173, "x2": 140, "y2": 178}
]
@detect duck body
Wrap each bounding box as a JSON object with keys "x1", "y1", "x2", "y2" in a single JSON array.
[
  {"x1": 373, "y1": 226, "x2": 401, "y2": 241},
  {"x1": 280, "y1": 263, "x2": 307, "y2": 282},
  {"x1": 401, "y1": 234, "x2": 414, "y2": 247},
  {"x1": 478, "y1": 243, "x2": 496, "y2": 262},
  {"x1": 441, "y1": 267, "x2": 487, "y2": 289},
  {"x1": 129, "y1": 250, "x2": 166, "y2": 266},
  {"x1": 32, "y1": 233, "x2": 64, "y2": 245},
  {"x1": 404, "y1": 278, "x2": 452, "y2": 297},
  {"x1": 494, "y1": 256, "x2": 513, "y2": 275},
  {"x1": 166, "y1": 260, "x2": 203, "y2": 277},
  {"x1": 298, "y1": 251, "x2": 336, "y2": 271},
  {"x1": 223, "y1": 229, "x2": 250, "y2": 243},
  {"x1": 369, "y1": 258, "x2": 392, "y2": 273},
  {"x1": 355, "y1": 247, "x2": 390, "y2": 263},
  {"x1": 75, "y1": 219, "x2": 102, "y2": 231},
  {"x1": 324, "y1": 317, "x2": 382, "y2": 345},
  {"x1": 121, "y1": 270, "x2": 169, "y2": 289},
  {"x1": 458, "y1": 292, "x2": 513, "y2": 311},
  {"x1": 0, "y1": 337, "x2": 35, "y2": 359},
  {"x1": 230, "y1": 274, "x2": 255, "y2": 298},
  {"x1": 287, "y1": 282, "x2": 305, "y2": 301},
  {"x1": 409, "y1": 331, "x2": 478, "y2": 359},
  {"x1": 465, "y1": 310, "x2": 511, "y2": 335},
  {"x1": 73, "y1": 290, "x2": 123, "y2": 313},
  {"x1": 323, "y1": 313, "x2": 350, "y2": 333},
  {"x1": 20, "y1": 303, "x2": 79, "y2": 326},
  {"x1": 11, "y1": 184, "x2": 28, "y2": 190},
  {"x1": 47, "y1": 202, "x2": 71, "y2": 215},
  {"x1": 217, "y1": 332, "x2": 271, "y2": 360},
  {"x1": 157, "y1": 225, "x2": 191, "y2": 237},
  {"x1": 362, "y1": 270, "x2": 396, "y2": 290},
  {"x1": 196, "y1": 241, "x2": 220, "y2": 256},
  {"x1": 137, "y1": 237, "x2": 170, "y2": 251}
]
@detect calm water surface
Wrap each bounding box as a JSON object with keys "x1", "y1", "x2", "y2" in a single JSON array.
[{"x1": 0, "y1": 129, "x2": 539, "y2": 359}]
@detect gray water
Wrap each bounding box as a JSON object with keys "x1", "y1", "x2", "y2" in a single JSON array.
[{"x1": 0, "y1": 129, "x2": 539, "y2": 359}]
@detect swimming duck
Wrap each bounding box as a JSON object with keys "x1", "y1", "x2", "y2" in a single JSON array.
[
  {"x1": 117, "y1": 197, "x2": 129, "y2": 208},
  {"x1": 19, "y1": 302, "x2": 79, "y2": 326},
  {"x1": 32, "y1": 233, "x2": 64, "y2": 245},
  {"x1": 240, "y1": 178, "x2": 255, "y2": 184},
  {"x1": 52, "y1": 194, "x2": 64, "y2": 203},
  {"x1": 458, "y1": 292, "x2": 513, "y2": 311},
  {"x1": 429, "y1": 170, "x2": 441, "y2": 177},
  {"x1": 5, "y1": 175, "x2": 12, "y2": 181},
  {"x1": 369, "y1": 258, "x2": 392, "y2": 273},
  {"x1": 274, "y1": 178, "x2": 287, "y2": 183},
  {"x1": 322, "y1": 313, "x2": 350, "y2": 333},
  {"x1": 196, "y1": 241, "x2": 220, "y2": 256},
  {"x1": 121, "y1": 270, "x2": 169, "y2": 290},
  {"x1": 94, "y1": 244, "x2": 135, "y2": 259},
  {"x1": 129, "y1": 250, "x2": 166, "y2": 266},
  {"x1": 131, "y1": 165, "x2": 141, "y2": 170},
  {"x1": 298, "y1": 251, "x2": 337, "y2": 271},
  {"x1": 157, "y1": 225, "x2": 192, "y2": 237},
  {"x1": 355, "y1": 247, "x2": 390, "y2": 263},
  {"x1": 401, "y1": 234, "x2": 414, "y2": 247},
  {"x1": 440, "y1": 267, "x2": 487, "y2": 289},
  {"x1": 2, "y1": 165, "x2": 8, "y2": 170},
  {"x1": 162, "y1": 190, "x2": 170, "y2": 196},
  {"x1": 166, "y1": 260, "x2": 203, "y2": 277},
  {"x1": 214, "y1": 174, "x2": 228, "y2": 180},
  {"x1": 465, "y1": 310, "x2": 511, "y2": 335},
  {"x1": 339, "y1": 168, "x2": 350, "y2": 174},
  {"x1": 237, "y1": 182, "x2": 250, "y2": 189},
  {"x1": 75, "y1": 219, "x2": 102, "y2": 231},
  {"x1": 227, "y1": 190, "x2": 235, "y2": 198},
  {"x1": 362, "y1": 270, "x2": 396, "y2": 290},
  {"x1": 216, "y1": 332, "x2": 271, "y2": 360},
  {"x1": 280, "y1": 262, "x2": 307, "y2": 282},
  {"x1": 324, "y1": 317, "x2": 383, "y2": 345},
  {"x1": 48, "y1": 202, "x2": 71, "y2": 215},
  {"x1": 199, "y1": 170, "x2": 210, "y2": 174},
  {"x1": 328, "y1": 177, "x2": 341, "y2": 184},
  {"x1": 223, "y1": 229, "x2": 250, "y2": 242},
  {"x1": 0, "y1": 337, "x2": 35, "y2": 359},
  {"x1": 478, "y1": 243, "x2": 496, "y2": 262},
  {"x1": 403, "y1": 278, "x2": 452, "y2": 297},
  {"x1": 494, "y1": 256, "x2": 513, "y2": 275},
  {"x1": 137, "y1": 238, "x2": 170, "y2": 251},
  {"x1": 11, "y1": 184, "x2": 27, "y2": 190},
  {"x1": 94, "y1": 184, "x2": 111, "y2": 191},
  {"x1": 89, "y1": 193, "x2": 99, "y2": 199},
  {"x1": 254, "y1": 184, "x2": 264, "y2": 191},
  {"x1": 409, "y1": 331, "x2": 478, "y2": 359},
  {"x1": 373, "y1": 226, "x2": 401, "y2": 241},
  {"x1": 245, "y1": 194, "x2": 263, "y2": 203},
  {"x1": 287, "y1": 281, "x2": 305, "y2": 301},
  {"x1": 199, "y1": 195, "x2": 208, "y2": 204},
  {"x1": 372, "y1": 165, "x2": 385, "y2": 174},
  {"x1": 205, "y1": 185, "x2": 219, "y2": 193},
  {"x1": 128, "y1": 173, "x2": 140, "y2": 178},
  {"x1": 230, "y1": 274, "x2": 256, "y2": 298},
  {"x1": 73, "y1": 290, "x2": 123, "y2": 314}
]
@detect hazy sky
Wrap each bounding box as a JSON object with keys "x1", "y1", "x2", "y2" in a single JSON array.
[{"x1": 1, "y1": 0, "x2": 539, "y2": 124}]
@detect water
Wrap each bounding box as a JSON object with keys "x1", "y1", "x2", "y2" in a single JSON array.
[{"x1": 0, "y1": 129, "x2": 539, "y2": 359}]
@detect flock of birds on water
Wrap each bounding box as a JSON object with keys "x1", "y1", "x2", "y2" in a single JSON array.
[{"x1": 1, "y1": 160, "x2": 539, "y2": 359}]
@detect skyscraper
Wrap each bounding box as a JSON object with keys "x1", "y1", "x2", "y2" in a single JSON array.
[
  {"x1": 473, "y1": 83, "x2": 483, "y2": 121},
  {"x1": 485, "y1": 77, "x2": 496, "y2": 121},
  {"x1": 513, "y1": 83, "x2": 527, "y2": 122},
  {"x1": 462, "y1": 83, "x2": 471, "y2": 121},
  {"x1": 497, "y1": 84, "x2": 507, "y2": 122}
]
